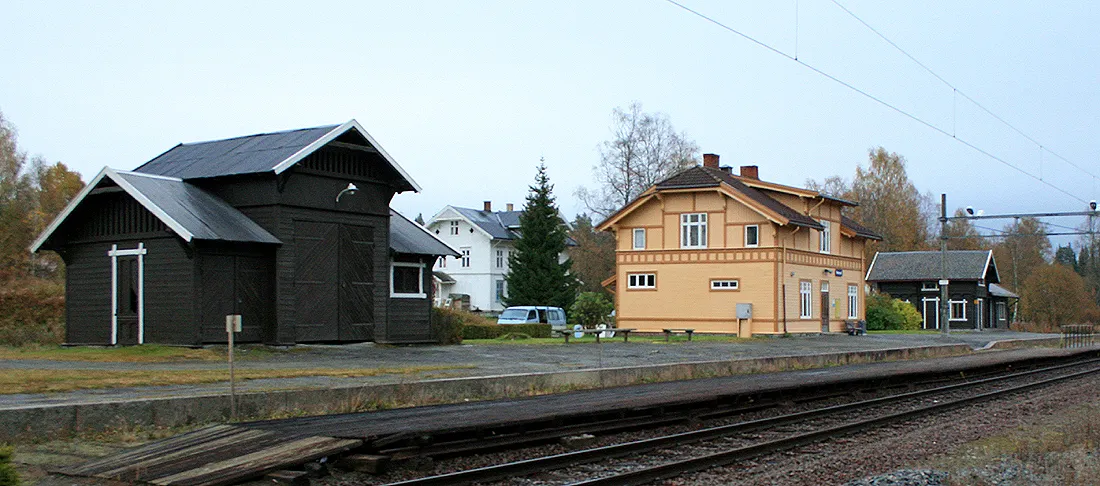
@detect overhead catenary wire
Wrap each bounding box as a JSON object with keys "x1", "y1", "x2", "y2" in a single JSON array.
[
  {"x1": 829, "y1": 0, "x2": 1100, "y2": 183},
  {"x1": 662, "y1": 0, "x2": 1090, "y2": 205}
]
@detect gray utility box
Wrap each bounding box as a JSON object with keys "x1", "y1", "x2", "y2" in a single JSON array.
[{"x1": 736, "y1": 303, "x2": 753, "y2": 319}]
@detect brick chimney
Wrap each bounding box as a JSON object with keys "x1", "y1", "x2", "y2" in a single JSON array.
[
  {"x1": 484, "y1": 201, "x2": 492, "y2": 211},
  {"x1": 703, "y1": 153, "x2": 720, "y2": 169},
  {"x1": 506, "y1": 203, "x2": 514, "y2": 211},
  {"x1": 740, "y1": 165, "x2": 759, "y2": 180}
]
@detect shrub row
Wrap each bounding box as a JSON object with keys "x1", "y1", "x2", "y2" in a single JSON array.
[
  {"x1": 430, "y1": 307, "x2": 552, "y2": 343},
  {"x1": 461, "y1": 323, "x2": 552, "y2": 340},
  {"x1": 865, "y1": 292, "x2": 922, "y2": 331},
  {"x1": 0, "y1": 278, "x2": 65, "y2": 346}
]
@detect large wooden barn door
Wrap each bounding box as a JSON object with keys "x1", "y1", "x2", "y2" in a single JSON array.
[
  {"x1": 294, "y1": 222, "x2": 340, "y2": 341},
  {"x1": 201, "y1": 255, "x2": 273, "y2": 343},
  {"x1": 338, "y1": 225, "x2": 375, "y2": 340},
  {"x1": 293, "y1": 221, "x2": 375, "y2": 341},
  {"x1": 115, "y1": 257, "x2": 140, "y2": 345}
]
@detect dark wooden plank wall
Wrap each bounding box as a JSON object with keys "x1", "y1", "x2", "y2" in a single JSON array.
[
  {"x1": 196, "y1": 243, "x2": 276, "y2": 344},
  {"x1": 61, "y1": 237, "x2": 196, "y2": 345},
  {"x1": 874, "y1": 281, "x2": 989, "y2": 329},
  {"x1": 384, "y1": 254, "x2": 435, "y2": 343}
]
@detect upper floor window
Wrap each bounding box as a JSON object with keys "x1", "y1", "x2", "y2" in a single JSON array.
[
  {"x1": 633, "y1": 228, "x2": 646, "y2": 250},
  {"x1": 460, "y1": 248, "x2": 471, "y2": 268},
  {"x1": 680, "y1": 213, "x2": 707, "y2": 249},
  {"x1": 819, "y1": 221, "x2": 831, "y2": 254},
  {"x1": 711, "y1": 279, "x2": 739, "y2": 290},
  {"x1": 450, "y1": 221, "x2": 459, "y2": 235},
  {"x1": 745, "y1": 225, "x2": 759, "y2": 247},
  {"x1": 496, "y1": 249, "x2": 505, "y2": 268},
  {"x1": 439, "y1": 256, "x2": 447, "y2": 268}
]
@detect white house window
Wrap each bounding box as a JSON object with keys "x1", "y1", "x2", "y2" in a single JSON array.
[
  {"x1": 680, "y1": 213, "x2": 707, "y2": 249},
  {"x1": 450, "y1": 221, "x2": 459, "y2": 235},
  {"x1": 495, "y1": 279, "x2": 506, "y2": 302},
  {"x1": 745, "y1": 225, "x2": 759, "y2": 247},
  {"x1": 496, "y1": 249, "x2": 505, "y2": 268},
  {"x1": 949, "y1": 300, "x2": 967, "y2": 321},
  {"x1": 439, "y1": 256, "x2": 447, "y2": 268},
  {"x1": 711, "y1": 279, "x2": 739, "y2": 290},
  {"x1": 633, "y1": 228, "x2": 646, "y2": 250},
  {"x1": 627, "y1": 273, "x2": 656, "y2": 289},
  {"x1": 819, "y1": 221, "x2": 831, "y2": 254},
  {"x1": 800, "y1": 281, "x2": 812, "y2": 319},
  {"x1": 848, "y1": 284, "x2": 858, "y2": 319},
  {"x1": 391, "y1": 262, "x2": 426, "y2": 298},
  {"x1": 460, "y1": 248, "x2": 471, "y2": 268},
  {"x1": 921, "y1": 281, "x2": 938, "y2": 291}
]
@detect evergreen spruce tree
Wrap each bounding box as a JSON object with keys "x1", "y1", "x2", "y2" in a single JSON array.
[{"x1": 504, "y1": 163, "x2": 578, "y2": 311}]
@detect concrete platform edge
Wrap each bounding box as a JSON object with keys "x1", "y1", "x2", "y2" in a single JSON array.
[{"x1": 0, "y1": 340, "x2": 1055, "y2": 442}]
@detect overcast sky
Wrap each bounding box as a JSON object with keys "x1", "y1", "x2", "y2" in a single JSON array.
[{"x1": 2, "y1": 1, "x2": 1098, "y2": 238}]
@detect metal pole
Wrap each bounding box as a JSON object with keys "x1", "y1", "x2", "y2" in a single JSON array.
[
  {"x1": 229, "y1": 327, "x2": 236, "y2": 421},
  {"x1": 940, "y1": 194, "x2": 950, "y2": 335}
]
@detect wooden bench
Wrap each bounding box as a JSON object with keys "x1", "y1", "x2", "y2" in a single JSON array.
[
  {"x1": 563, "y1": 328, "x2": 636, "y2": 343},
  {"x1": 662, "y1": 328, "x2": 695, "y2": 341}
]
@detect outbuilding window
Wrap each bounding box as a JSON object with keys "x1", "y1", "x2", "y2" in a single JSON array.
[
  {"x1": 680, "y1": 213, "x2": 707, "y2": 249},
  {"x1": 949, "y1": 300, "x2": 967, "y2": 321},
  {"x1": 922, "y1": 282, "x2": 938, "y2": 291},
  {"x1": 391, "y1": 262, "x2": 425, "y2": 298}
]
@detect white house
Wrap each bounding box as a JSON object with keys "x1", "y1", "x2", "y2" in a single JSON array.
[{"x1": 425, "y1": 201, "x2": 572, "y2": 312}]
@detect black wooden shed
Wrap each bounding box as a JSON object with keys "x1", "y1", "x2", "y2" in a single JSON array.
[{"x1": 31, "y1": 120, "x2": 458, "y2": 345}]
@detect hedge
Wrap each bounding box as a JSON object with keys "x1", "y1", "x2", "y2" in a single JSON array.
[
  {"x1": 0, "y1": 279, "x2": 65, "y2": 346},
  {"x1": 462, "y1": 323, "x2": 552, "y2": 340}
]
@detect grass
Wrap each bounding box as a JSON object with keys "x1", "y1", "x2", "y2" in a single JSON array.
[
  {"x1": 0, "y1": 344, "x2": 290, "y2": 362},
  {"x1": 0, "y1": 364, "x2": 474, "y2": 394}
]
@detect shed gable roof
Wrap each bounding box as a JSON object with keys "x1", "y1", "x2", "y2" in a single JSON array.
[
  {"x1": 865, "y1": 250, "x2": 999, "y2": 283},
  {"x1": 31, "y1": 168, "x2": 281, "y2": 252},
  {"x1": 133, "y1": 120, "x2": 421, "y2": 192},
  {"x1": 389, "y1": 210, "x2": 460, "y2": 257}
]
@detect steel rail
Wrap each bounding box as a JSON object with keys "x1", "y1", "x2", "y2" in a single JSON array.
[
  {"x1": 571, "y1": 365, "x2": 1100, "y2": 485},
  {"x1": 384, "y1": 356, "x2": 1100, "y2": 486}
]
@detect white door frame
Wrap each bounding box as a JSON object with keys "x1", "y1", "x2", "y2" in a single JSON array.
[
  {"x1": 922, "y1": 297, "x2": 940, "y2": 329},
  {"x1": 108, "y1": 243, "x2": 147, "y2": 345},
  {"x1": 976, "y1": 298, "x2": 984, "y2": 330}
]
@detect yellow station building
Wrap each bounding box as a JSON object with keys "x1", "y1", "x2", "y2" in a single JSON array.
[{"x1": 597, "y1": 155, "x2": 881, "y2": 336}]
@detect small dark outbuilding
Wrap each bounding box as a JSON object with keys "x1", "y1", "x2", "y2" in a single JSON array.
[
  {"x1": 32, "y1": 120, "x2": 456, "y2": 345},
  {"x1": 866, "y1": 250, "x2": 1016, "y2": 330}
]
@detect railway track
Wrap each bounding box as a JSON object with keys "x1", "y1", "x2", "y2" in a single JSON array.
[{"x1": 384, "y1": 357, "x2": 1100, "y2": 486}]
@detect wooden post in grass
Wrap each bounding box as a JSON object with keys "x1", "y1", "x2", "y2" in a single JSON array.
[{"x1": 226, "y1": 315, "x2": 242, "y2": 421}]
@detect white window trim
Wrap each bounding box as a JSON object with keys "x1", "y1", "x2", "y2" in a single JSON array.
[
  {"x1": 711, "y1": 279, "x2": 739, "y2": 290},
  {"x1": 949, "y1": 300, "x2": 967, "y2": 321},
  {"x1": 496, "y1": 249, "x2": 505, "y2": 268},
  {"x1": 633, "y1": 228, "x2": 646, "y2": 250},
  {"x1": 390, "y1": 262, "x2": 427, "y2": 298},
  {"x1": 460, "y1": 247, "x2": 471, "y2": 268},
  {"x1": 819, "y1": 220, "x2": 831, "y2": 254},
  {"x1": 627, "y1": 273, "x2": 656, "y2": 289},
  {"x1": 449, "y1": 220, "x2": 459, "y2": 235},
  {"x1": 680, "y1": 213, "x2": 708, "y2": 249},
  {"x1": 108, "y1": 243, "x2": 147, "y2": 345},
  {"x1": 799, "y1": 281, "x2": 812, "y2": 319},
  {"x1": 847, "y1": 284, "x2": 858, "y2": 319},
  {"x1": 745, "y1": 224, "x2": 759, "y2": 248},
  {"x1": 921, "y1": 282, "x2": 938, "y2": 292}
]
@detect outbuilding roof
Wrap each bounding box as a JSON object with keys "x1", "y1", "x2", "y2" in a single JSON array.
[
  {"x1": 989, "y1": 283, "x2": 1019, "y2": 299},
  {"x1": 31, "y1": 168, "x2": 281, "y2": 252},
  {"x1": 133, "y1": 120, "x2": 421, "y2": 192},
  {"x1": 865, "y1": 250, "x2": 999, "y2": 283},
  {"x1": 389, "y1": 210, "x2": 460, "y2": 257}
]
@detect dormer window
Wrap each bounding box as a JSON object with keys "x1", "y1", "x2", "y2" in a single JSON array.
[{"x1": 680, "y1": 213, "x2": 707, "y2": 249}]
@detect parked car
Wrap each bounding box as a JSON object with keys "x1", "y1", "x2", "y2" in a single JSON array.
[{"x1": 497, "y1": 306, "x2": 568, "y2": 333}]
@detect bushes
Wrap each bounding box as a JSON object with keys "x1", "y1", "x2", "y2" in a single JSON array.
[
  {"x1": 570, "y1": 292, "x2": 613, "y2": 328},
  {"x1": 865, "y1": 292, "x2": 922, "y2": 331},
  {"x1": 430, "y1": 307, "x2": 551, "y2": 342},
  {"x1": 0, "y1": 278, "x2": 65, "y2": 346},
  {"x1": 0, "y1": 445, "x2": 18, "y2": 486}
]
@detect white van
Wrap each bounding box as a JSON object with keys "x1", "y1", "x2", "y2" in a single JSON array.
[{"x1": 497, "y1": 306, "x2": 568, "y2": 333}]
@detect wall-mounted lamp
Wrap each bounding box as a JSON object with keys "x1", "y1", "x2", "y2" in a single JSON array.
[
  {"x1": 823, "y1": 269, "x2": 833, "y2": 275},
  {"x1": 336, "y1": 183, "x2": 358, "y2": 202}
]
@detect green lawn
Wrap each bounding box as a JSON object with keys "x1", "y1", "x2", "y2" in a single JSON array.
[{"x1": 0, "y1": 344, "x2": 286, "y2": 362}]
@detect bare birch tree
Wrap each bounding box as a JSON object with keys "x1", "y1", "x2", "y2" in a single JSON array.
[{"x1": 577, "y1": 102, "x2": 698, "y2": 219}]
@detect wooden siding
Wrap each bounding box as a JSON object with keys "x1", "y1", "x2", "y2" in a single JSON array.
[
  {"x1": 383, "y1": 255, "x2": 434, "y2": 343},
  {"x1": 197, "y1": 243, "x2": 276, "y2": 343},
  {"x1": 874, "y1": 281, "x2": 991, "y2": 330},
  {"x1": 62, "y1": 237, "x2": 197, "y2": 345}
]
